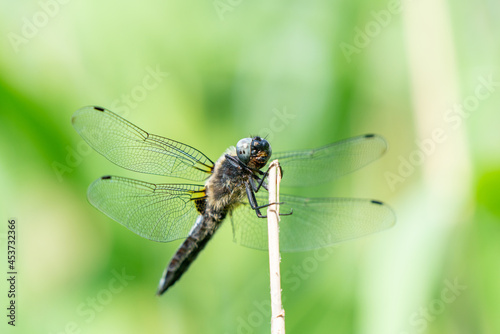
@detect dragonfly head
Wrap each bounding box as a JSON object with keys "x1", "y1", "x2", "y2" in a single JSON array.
[{"x1": 236, "y1": 136, "x2": 272, "y2": 170}]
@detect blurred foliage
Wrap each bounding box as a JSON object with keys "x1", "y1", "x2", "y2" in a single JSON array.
[{"x1": 0, "y1": 0, "x2": 499, "y2": 334}]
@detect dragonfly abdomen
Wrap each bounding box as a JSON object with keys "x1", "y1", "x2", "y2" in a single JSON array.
[{"x1": 156, "y1": 214, "x2": 221, "y2": 295}]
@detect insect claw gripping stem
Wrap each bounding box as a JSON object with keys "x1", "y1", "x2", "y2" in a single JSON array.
[{"x1": 280, "y1": 208, "x2": 293, "y2": 216}]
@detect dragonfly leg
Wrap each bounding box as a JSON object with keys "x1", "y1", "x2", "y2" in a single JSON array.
[
  {"x1": 225, "y1": 154, "x2": 253, "y2": 172},
  {"x1": 245, "y1": 181, "x2": 292, "y2": 218},
  {"x1": 225, "y1": 154, "x2": 275, "y2": 193},
  {"x1": 253, "y1": 164, "x2": 284, "y2": 192},
  {"x1": 251, "y1": 174, "x2": 268, "y2": 192}
]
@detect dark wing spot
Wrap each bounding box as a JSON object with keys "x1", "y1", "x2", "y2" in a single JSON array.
[
  {"x1": 94, "y1": 106, "x2": 105, "y2": 112},
  {"x1": 194, "y1": 198, "x2": 206, "y2": 214},
  {"x1": 371, "y1": 200, "x2": 383, "y2": 205},
  {"x1": 364, "y1": 134, "x2": 375, "y2": 138},
  {"x1": 190, "y1": 188, "x2": 207, "y2": 214},
  {"x1": 101, "y1": 175, "x2": 112, "y2": 180}
]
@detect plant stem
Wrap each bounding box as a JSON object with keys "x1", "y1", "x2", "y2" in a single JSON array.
[{"x1": 267, "y1": 160, "x2": 285, "y2": 334}]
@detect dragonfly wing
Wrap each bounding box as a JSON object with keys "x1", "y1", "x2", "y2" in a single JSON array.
[
  {"x1": 271, "y1": 134, "x2": 387, "y2": 187},
  {"x1": 88, "y1": 176, "x2": 205, "y2": 242},
  {"x1": 231, "y1": 192, "x2": 395, "y2": 252},
  {"x1": 72, "y1": 106, "x2": 214, "y2": 181}
]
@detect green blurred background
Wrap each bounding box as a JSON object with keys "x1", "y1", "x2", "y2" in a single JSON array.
[{"x1": 1, "y1": 0, "x2": 499, "y2": 333}]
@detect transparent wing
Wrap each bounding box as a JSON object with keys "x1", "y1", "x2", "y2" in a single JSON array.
[
  {"x1": 72, "y1": 106, "x2": 214, "y2": 181},
  {"x1": 271, "y1": 134, "x2": 387, "y2": 187},
  {"x1": 88, "y1": 175, "x2": 205, "y2": 242},
  {"x1": 231, "y1": 192, "x2": 395, "y2": 252}
]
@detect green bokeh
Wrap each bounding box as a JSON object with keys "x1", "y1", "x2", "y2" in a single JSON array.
[{"x1": 1, "y1": 1, "x2": 499, "y2": 333}]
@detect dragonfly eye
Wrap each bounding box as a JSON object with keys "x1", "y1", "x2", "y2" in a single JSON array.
[
  {"x1": 250, "y1": 137, "x2": 272, "y2": 169},
  {"x1": 236, "y1": 138, "x2": 252, "y2": 164}
]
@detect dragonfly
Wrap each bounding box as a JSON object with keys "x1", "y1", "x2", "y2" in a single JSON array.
[{"x1": 72, "y1": 106, "x2": 396, "y2": 296}]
